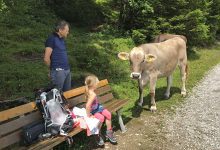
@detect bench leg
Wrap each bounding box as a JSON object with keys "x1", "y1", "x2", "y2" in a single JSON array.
[{"x1": 116, "y1": 109, "x2": 127, "y2": 133}]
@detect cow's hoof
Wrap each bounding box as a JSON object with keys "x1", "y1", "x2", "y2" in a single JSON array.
[
  {"x1": 150, "y1": 106, "x2": 157, "y2": 112},
  {"x1": 138, "y1": 102, "x2": 143, "y2": 107},
  {"x1": 164, "y1": 94, "x2": 170, "y2": 99},
  {"x1": 181, "y1": 91, "x2": 186, "y2": 97}
]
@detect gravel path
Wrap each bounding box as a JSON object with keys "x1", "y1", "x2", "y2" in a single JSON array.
[{"x1": 164, "y1": 64, "x2": 220, "y2": 150}]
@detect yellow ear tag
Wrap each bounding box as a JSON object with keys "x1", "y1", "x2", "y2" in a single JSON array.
[
  {"x1": 147, "y1": 57, "x2": 153, "y2": 62},
  {"x1": 118, "y1": 52, "x2": 129, "y2": 60},
  {"x1": 145, "y1": 55, "x2": 155, "y2": 63}
]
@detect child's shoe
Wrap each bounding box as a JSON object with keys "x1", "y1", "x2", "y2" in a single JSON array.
[
  {"x1": 96, "y1": 134, "x2": 104, "y2": 146},
  {"x1": 106, "y1": 130, "x2": 117, "y2": 144}
]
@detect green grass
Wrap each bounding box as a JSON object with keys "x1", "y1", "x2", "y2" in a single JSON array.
[{"x1": 0, "y1": 24, "x2": 134, "y2": 101}]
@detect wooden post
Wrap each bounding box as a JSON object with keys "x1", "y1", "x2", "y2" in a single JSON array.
[{"x1": 116, "y1": 109, "x2": 127, "y2": 133}]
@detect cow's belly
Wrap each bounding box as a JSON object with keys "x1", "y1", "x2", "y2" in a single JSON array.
[{"x1": 157, "y1": 62, "x2": 178, "y2": 78}]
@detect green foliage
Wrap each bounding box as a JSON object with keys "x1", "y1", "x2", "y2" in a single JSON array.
[
  {"x1": 1, "y1": 0, "x2": 56, "y2": 27},
  {"x1": 71, "y1": 31, "x2": 133, "y2": 81},
  {"x1": 207, "y1": 0, "x2": 220, "y2": 42},
  {"x1": 0, "y1": 0, "x2": 7, "y2": 11},
  {"x1": 0, "y1": 0, "x2": 57, "y2": 100},
  {"x1": 118, "y1": 0, "x2": 154, "y2": 30},
  {"x1": 95, "y1": 0, "x2": 120, "y2": 24},
  {"x1": 48, "y1": 0, "x2": 107, "y2": 26},
  {"x1": 118, "y1": 0, "x2": 220, "y2": 46},
  {"x1": 184, "y1": 9, "x2": 210, "y2": 46},
  {"x1": 131, "y1": 29, "x2": 147, "y2": 45}
]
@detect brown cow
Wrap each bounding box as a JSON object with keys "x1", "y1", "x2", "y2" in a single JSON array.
[
  {"x1": 153, "y1": 33, "x2": 187, "y2": 43},
  {"x1": 118, "y1": 37, "x2": 188, "y2": 112}
]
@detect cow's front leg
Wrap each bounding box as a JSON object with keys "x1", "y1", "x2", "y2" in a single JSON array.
[
  {"x1": 149, "y1": 76, "x2": 157, "y2": 112},
  {"x1": 138, "y1": 78, "x2": 148, "y2": 107},
  {"x1": 164, "y1": 75, "x2": 172, "y2": 99},
  {"x1": 138, "y1": 79, "x2": 144, "y2": 106}
]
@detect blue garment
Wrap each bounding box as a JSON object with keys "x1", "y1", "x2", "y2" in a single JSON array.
[
  {"x1": 45, "y1": 33, "x2": 70, "y2": 70},
  {"x1": 91, "y1": 97, "x2": 104, "y2": 115},
  {"x1": 50, "y1": 69, "x2": 71, "y2": 92},
  {"x1": 91, "y1": 104, "x2": 104, "y2": 115}
]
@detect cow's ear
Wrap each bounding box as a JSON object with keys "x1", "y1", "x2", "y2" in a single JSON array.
[
  {"x1": 118, "y1": 52, "x2": 129, "y2": 60},
  {"x1": 145, "y1": 54, "x2": 157, "y2": 63}
]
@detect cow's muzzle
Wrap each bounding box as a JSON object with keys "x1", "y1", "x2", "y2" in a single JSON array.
[{"x1": 130, "y1": 72, "x2": 141, "y2": 79}]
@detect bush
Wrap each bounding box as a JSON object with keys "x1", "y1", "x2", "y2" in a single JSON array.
[
  {"x1": 185, "y1": 9, "x2": 210, "y2": 46},
  {"x1": 131, "y1": 29, "x2": 147, "y2": 45},
  {"x1": 49, "y1": 0, "x2": 104, "y2": 26},
  {"x1": 117, "y1": 0, "x2": 220, "y2": 46}
]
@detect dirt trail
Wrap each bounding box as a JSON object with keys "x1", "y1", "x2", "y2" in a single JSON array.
[{"x1": 96, "y1": 64, "x2": 220, "y2": 150}]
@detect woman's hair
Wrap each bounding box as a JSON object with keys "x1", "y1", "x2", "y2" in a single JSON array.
[{"x1": 85, "y1": 75, "x2": 99, "y2": 98}]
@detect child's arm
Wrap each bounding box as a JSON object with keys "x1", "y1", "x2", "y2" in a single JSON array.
[{"x1": 86, "y1": 93, "x2": 96, "y2": 117}]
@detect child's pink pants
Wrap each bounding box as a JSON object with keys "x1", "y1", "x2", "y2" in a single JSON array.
[{"x1": 93, "y1": 109, "x2": 111, "y2": 123}]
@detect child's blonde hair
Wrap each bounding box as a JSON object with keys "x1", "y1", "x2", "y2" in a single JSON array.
[{"x1": 85, "y1": 75, "x2": 99, "y2": 98}]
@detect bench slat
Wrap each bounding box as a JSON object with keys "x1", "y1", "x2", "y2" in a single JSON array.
[
  {"x1": 0, "y1": 130, "x2": 21, "y2": 150},
  {"x1": 99, "y1": 93, "x2": 114, "y2": 104},
  {"x1": 0, "y1": 102, "x2": 37, "y2": 122},
  {"x1": 103, "y1": 99, "x2": 125, "y2": 112},
  {"x1": 0, "y1": 111, "x2": 42, "y2": 136},
  {"x1": 28, "y1": 126, "x2": 83, "y2": 150},
  {"x1": 68, "y1": 94, "x2": 86, "y2": 107},
  {"x1": 67, "y1": 85, "x2": 112, "y2": 107},
  {"x1": 96, "y1": 85, "x2": 111, "y2": 96},
  {"x1": 107, "y1": 99, "x2": 128, "y2": 112},
  {"x1": 63, "y1": 79, "x2": 108, "y2": 99}
]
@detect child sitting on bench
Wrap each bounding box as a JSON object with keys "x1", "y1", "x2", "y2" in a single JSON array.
[{"x1": 85, "y1": 75, "x2": 117, "y2": 146}]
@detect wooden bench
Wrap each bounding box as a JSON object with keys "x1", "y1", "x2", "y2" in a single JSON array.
[{"x1": 0, "y1": 79, "x2": 128, "y2": 150}]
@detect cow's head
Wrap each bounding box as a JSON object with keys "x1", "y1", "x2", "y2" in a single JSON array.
[{"x1": 118, "y1": 47, "x2": 157, "y2": 79}]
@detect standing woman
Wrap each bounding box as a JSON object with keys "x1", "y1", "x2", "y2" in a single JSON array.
[{"x1": 44, "y1": 20, "x2": 71, "y2": 92}]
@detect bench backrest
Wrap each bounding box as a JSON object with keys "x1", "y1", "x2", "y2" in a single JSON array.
[{"x1": 0, "y1": 79, "x2": 113, "y2": 149}]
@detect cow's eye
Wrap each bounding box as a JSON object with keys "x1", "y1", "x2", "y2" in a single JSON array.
[{"x1": 142, "y1": 60, "x2": 145, "y2": 63}]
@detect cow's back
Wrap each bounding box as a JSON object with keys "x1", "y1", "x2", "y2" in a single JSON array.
[
  {"x1": 154, "y1": 34, "x2": 187, "y2": 43},
  {"x1": 141, "y1": 37, "x2": 187, "y2": 77}
]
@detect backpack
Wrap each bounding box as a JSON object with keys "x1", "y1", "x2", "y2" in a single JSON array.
[
  {"x1": 22, "y1": 120, "x2": 45, "y2": 146},
  {"x1": 35, "y1": 88, "x2": 75, "y2": 137}
]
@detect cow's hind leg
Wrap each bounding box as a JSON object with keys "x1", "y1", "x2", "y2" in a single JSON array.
[
  {"x1": 179, "y1": 63, "x2": 187, "y2": 97},
  {"x1": 164, "y1": 75, "x2": 172, "y2": 99}
]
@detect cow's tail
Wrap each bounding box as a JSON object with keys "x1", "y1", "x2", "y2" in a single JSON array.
[{"x1": 185, "y1": 63, "x2": 189, "y2": 80}]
